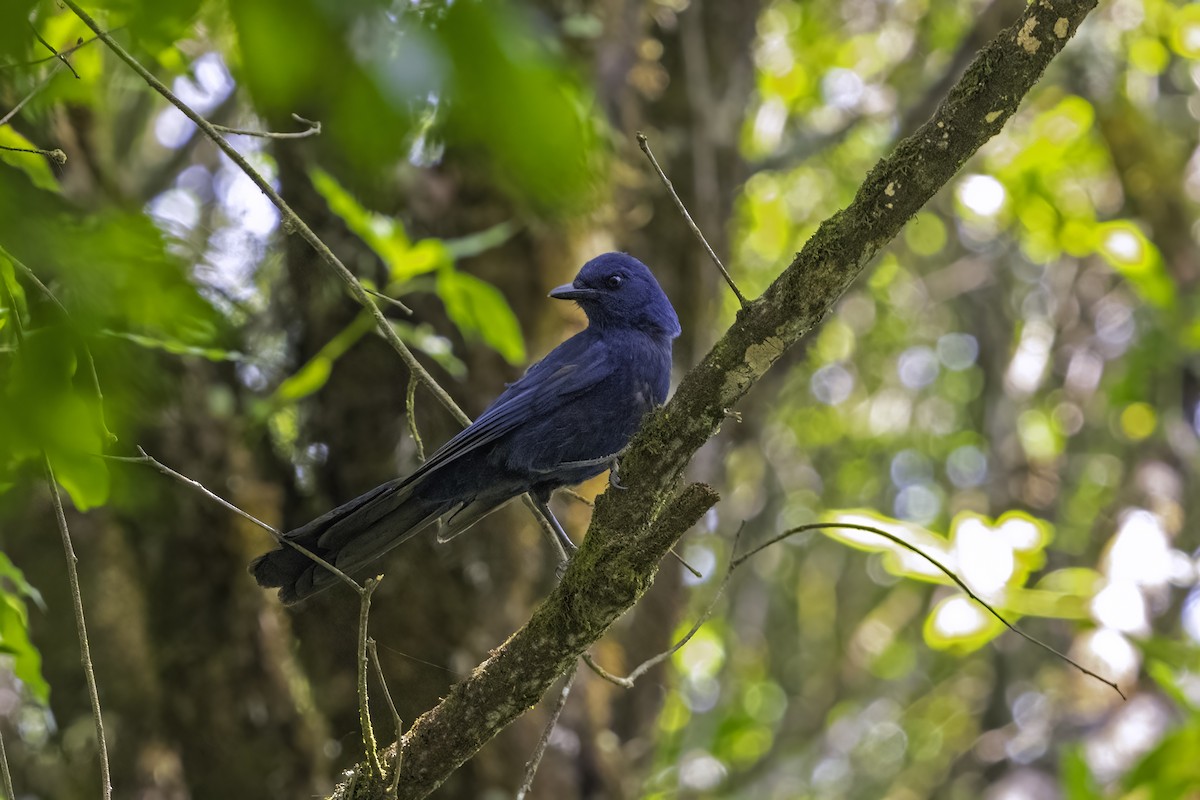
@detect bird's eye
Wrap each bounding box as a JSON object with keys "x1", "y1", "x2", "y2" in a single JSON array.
[{"x1": 606, "y1": 274, "x2": 624, "y2": 290}]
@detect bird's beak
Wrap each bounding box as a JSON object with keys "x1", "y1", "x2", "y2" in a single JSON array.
[{"x1": 549, "y1": 283, "x2": 600, "y2": 301}]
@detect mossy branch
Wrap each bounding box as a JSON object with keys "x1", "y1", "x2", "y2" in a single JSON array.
[{"x1": 330, "y1": 0, "x2": 1098, "y2": 796}]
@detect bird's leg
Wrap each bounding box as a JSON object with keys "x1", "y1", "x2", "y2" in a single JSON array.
[
  {"x1": 543, "y1": 450, "x2": 628, "y2": 489},
  {"x1": 533, "y1": 496, "x2": 577, "y2": 560}
]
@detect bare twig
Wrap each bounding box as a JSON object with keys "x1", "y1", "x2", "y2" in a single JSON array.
[
  {"x1": 404, "y1": 374, "x2": 426, "y2": 463},
  {"x1": 0, "y1": 30, "x2": 114, "y2": 70},
  {"x1": 211, "y1": 112, "x2": 322, "y2": 140},
  {"x1": 43, "y1": 457, "x2": 112, "y2": 799},
  {"x1": 105, "y1": 450, "x2": 395, "y2": 777},
  {"x1": 636, "y1": 131, "x2": 747, "y2": 307},
  {"x1": 735, "y1": 522, "x2": 1126, "y2": 699},
  {"x1": 366, "y1": 286, "x2": 414, "y2": 315},
  {"x1": 367, "y1": 638, "x2": 403, "y2": 797},
  {"x1": 584, "y1": 519, "x2": 1124, "y2": 700},
  {"x1": 0, "y1": 723, "x2": 15, "y2": 800},
  {"x1": 0, "y1": 144, "x2": 66, "y2": 163},
  {"x1": 29, "y1": 23, "x2": 80, "y2": 79},
  {"x1": 584, "y1": 525, "x2": 743, "y2": 689},
  {"x1": 358, "y1": 578, "x2": 384, "y2": 781},
  {"x1": 103, "y1": 448, "x2": 362, "y2": 593},
  {"x1": 516, "y1": 663, "x2": 578, "y2": 800}
]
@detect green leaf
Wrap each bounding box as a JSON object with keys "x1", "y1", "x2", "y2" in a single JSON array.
[
  {"x1": 276, "y1": 356, "x2": 332, "y2": 403},
  {"x1": 0, "y1": 591, "x2": 48, "y2": 704},
  {"x1": 271, "y1": 313, "x2": 374, "y2": 405},
  {"x1": 49, "y1": 445, "x2": 110, "y2": 511},
  {"x1": 437, "y1": 269, "x2": 526, "y2": 365},
  {"x1": 923, "y1": 594, "x2": 1005, "y2": 653},
  {"x1": 1122, "y1": 720, "x2": 1200, "y2": 798},
  {"x1": 1094, "y1": 221, "x2": 1175, "y2": 310},
  {"x1": 0, "y1": 326, "x2": 110, "y2": 509},
  {"x1": 442, "y1": 221, "x2": 518, "y2": 259},
  {"x1": 0, "y1": 552, "x2": 43, "y2": 612},
  {"x1": 100, "y1": 330, "x2": 250, "y2": 362},
  {"x1": 1061, "y1": 745, "x2": 1102, "y2": 800},
  {"x1": 435, "y1": 2, "x2": 604, "y2": 210},
  {"x1": 310, "y1": 169, "x2": 450, "y2": 283}
]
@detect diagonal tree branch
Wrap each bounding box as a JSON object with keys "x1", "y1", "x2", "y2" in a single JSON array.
[{"x1": 327, "y1": 1, "x2": 1099, "y2": 796}]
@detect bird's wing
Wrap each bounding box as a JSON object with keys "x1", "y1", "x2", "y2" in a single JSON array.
[{"x1": 401, "y1": 333, "x2": 614, "y2": 485}]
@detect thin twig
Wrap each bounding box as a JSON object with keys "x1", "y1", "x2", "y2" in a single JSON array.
[
  {"x1": 0, "y1": 61, "x2": 63, "y2": 128},
  {"x1": 10, "y1": 256, "x2": 113, "y2": 443},
  {"x1": 367, "y1": 638, "x2": 403, "y2": 797},
  {"x1": 0, "y1": 30, "x2": 114, "y2": 70},
  {"x1": 636, "y1": 131, "x2": 747, "y2": 307},
  {"x1": 357, "y1": 578, "x2": 384, "y2": 781},
  {"x1": 516, "y1": 663, "x2": 578, "y2": 800},
  {"x1": 102, "y1": 448, "x2": 363, "y2": 594},
  {"x1": 0, "y1": 144, "x2": 66, "y2": 163},
  {"x1": 29, "y1": 23, "x2": 80, "y2": 79},
  {"x1": 0, "y1": 723, "x2": 15, "y2": 800},
  {"x1": 584, "y1": 525, "x2": 743, "y2": 689},
  {"x1": 735, "y1": 523, "x2": 1126, "y2": 699},
  {"x1": 404, "y1": 374, "x2": 426, "y2": 463},
  {"x1": 365, "y1": 286, "x2": 413, "y2": 315},
  {"x1": 43, "y1": 457, "x2": 112, "y2": 799},
  {"x1": 211, "y1": 112, "x2": 321, "y2": 140}
]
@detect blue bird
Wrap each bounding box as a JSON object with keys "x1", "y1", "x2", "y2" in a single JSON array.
[{"x1": 251, "y1": 252, "x2": 680, "y2": 603}]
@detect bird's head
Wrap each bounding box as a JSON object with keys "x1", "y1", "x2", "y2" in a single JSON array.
[{"x1": 549, "y1": 252, "x2": 681, "y2": 338}]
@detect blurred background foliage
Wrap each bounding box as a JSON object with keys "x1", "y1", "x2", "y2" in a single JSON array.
[{"x1": 0, "y1": 0, "x2": 1198, "y2": 798}]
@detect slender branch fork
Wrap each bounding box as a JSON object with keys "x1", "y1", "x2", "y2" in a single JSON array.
[
  {"x1": 584, "y1": 523, "x2": 1123, "y2": 698},
  {"x1": 636, "y1": 132, "x2": 747, "y2": 307}
]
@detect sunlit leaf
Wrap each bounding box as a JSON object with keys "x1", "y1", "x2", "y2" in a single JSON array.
[
  {"x1": 310, "y1": 168, "x2": 450, "y2": 282},
  {"x1": 271, "y1": 313, "x2": 373, "y2": 405},
  {"x1": 437, "y1": 269, "x2": 525, "y2": 365},
  {"x1": 1094, "y1": 221, "x2": 1174, "y2": 310},
  {"x1": 923, "y1": 594, "x2": 1005, "y2": 653},
  {"x1": 101, "y1": 330, "x2": 249, "y2": 362}
]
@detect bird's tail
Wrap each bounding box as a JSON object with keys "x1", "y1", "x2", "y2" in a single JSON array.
[{"x1": 250, "y1": 479, "x2": 451, "y2": 604}]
